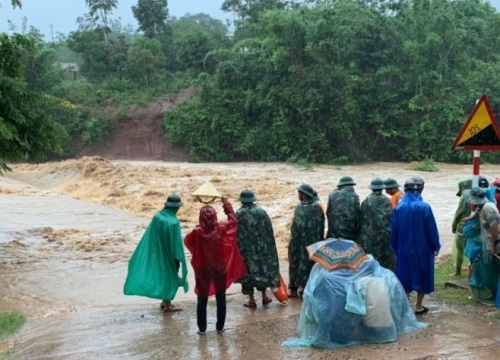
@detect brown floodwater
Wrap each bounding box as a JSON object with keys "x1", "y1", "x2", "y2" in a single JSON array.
[{"x1": 1, "y1": 158, "x2": 500, "y2": 359}]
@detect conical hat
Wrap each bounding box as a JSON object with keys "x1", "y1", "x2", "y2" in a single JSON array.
[{"x1": 192, "y1": 181, "x2": 222, "y2": 204}]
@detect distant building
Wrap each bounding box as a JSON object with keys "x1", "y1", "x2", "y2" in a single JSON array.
[{"x1": 58, "y1": 62, "x2": 78, "y2": 81}]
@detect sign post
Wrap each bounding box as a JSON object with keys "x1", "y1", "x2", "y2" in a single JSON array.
[
  {"x1": 447, "y1": 94, "x2": 500, "y2": 289},
  {"x1": 452, "y1": 94, "x2": 500, "y2": 200}
]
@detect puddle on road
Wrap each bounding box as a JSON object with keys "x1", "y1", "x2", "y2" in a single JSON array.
[{"x1": 11, "y1": 300, "x2": 500, "y2": 360}]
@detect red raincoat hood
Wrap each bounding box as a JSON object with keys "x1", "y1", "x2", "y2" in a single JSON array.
[{"x1": 199, "y1": 205, "x2": 218, "y2": 230}]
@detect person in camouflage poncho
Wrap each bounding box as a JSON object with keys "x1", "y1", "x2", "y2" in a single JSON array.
[
  {"x1": 236, "y1": 189, "x2": 280, "y2": 308},
  {"x1": 326, "y1": 176, "x2": 361, "y2": 240},
  {"x1": 358, "y1": 178, "x2": 394, "y2": 270},
  {"x1": 451, "y1": 176, "x2": 489, "y2": 276},
  {"x1": 288, "y1": 184, "x2": 325, "y2": 297}
]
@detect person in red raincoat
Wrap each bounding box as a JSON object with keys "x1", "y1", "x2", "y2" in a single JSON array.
[{"x1": 184, "y1": 197, "x2": 247, "y2": 335}]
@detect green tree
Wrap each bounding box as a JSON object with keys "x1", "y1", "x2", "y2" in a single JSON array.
[
  {"x1": 67, "y1": 28, "x2": 129, "y2": 81},
  {"x1": 170, "y1": 14, "x2": 230, "y2": 72},
  {"x1": 85, "y1": 0, "x2": 118, "y2": 28},
  {"x1": 0, "y1": 33, "x2": 63, "y2": 173},
  {"x1": 221, "y1": 0, "x2": 289, "y2": 22},
  {"x1": 0, "y1": 0, "x2": 22, "y2": 8},
  {"x1": 127, "y1": 37, "x2": 165, "y2": 85},
  {"x1": 21, "y1": 27, "x2": 63, "y2": 91},
  {"x1": 80, "y1": 0, "x2": 119, "y2": 42},
  {"x1": 132, "y1": 0, "x2": 170, "y2": 39},
  {"x1": 168, "y1": 1, "x2": 487, "y2": 163},
  {"x1": 131, "y1": 0, "x2": 174, "y2": 70}
]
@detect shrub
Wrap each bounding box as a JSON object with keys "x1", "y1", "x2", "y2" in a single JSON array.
[
  {"x1": 82, "y1": 117, "x2": 114, "y2": 145},
  {"x1": 0, "y1": 312, "x2": 25, "y2": 337},
  {"x1": 412, "y1": 157, "x2": 440, "y2": 172}
]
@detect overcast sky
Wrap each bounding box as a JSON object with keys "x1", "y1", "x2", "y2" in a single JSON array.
[
  {"x1": 1, "y1": 0, "x2": 499, "y2": 40},
  {"x1": 0, "y1": 0, "x2": 231, "y2": 39}
]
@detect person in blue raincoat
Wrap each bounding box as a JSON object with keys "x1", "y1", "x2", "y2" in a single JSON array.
[{"x1": 391, "y1": 176, "x2": 440, "y2": 315}]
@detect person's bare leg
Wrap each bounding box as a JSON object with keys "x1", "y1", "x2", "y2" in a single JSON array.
[
  {"x1": 162, "y1": 300, "x2": 182, "y2": 312},
  {"x1": 244, "y1": 294, "x2": 256, "y2": 308},
  {"x1": 262, "y1": 289, "x2": 272, "y2": 305},
  {"x1": 415, "y1": 293, "x2": 427, "y2": 313}
]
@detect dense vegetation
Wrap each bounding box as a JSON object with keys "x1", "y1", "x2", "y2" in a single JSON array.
[
  {"x1": 3, "y1": 0, "x2": 500, "y2": 171},
  {"x1": 166, "y1": 0, "x2": 500, "y2": 163}
]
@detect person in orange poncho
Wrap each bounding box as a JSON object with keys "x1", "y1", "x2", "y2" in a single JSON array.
[
  {"x1": 184, "y1": 197, "x2": 247, "y2": 335},
  {"x1": 384, "y1": 178, "x2": 404, "y2": 208}
]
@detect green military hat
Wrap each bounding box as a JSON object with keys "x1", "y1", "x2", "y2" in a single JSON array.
[
  {"x1": 369, "y1": 178, "x2": 386, "y2": 190},
  {"x1": 456, "y1": 177, "x2": 472, "y2": 197},
  {"x1": 337, "y1": 176, "x2": 356, "y2": 188},
  {"x1": 239, "y1": 189, "x2": 257, "y2": 203},
  {"x1": 297, "y1": 183, "x2": 315, "y2": 199},
  {"x1": 384, "y1": 178, "x2": 400, "y2": 189},
  {"x1": 164, "y1": 194, "x2": 183, "y2": 208}
]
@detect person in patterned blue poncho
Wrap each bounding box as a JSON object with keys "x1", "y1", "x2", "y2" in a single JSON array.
[
  {"x1": 288, "y1": 184, "x2": 325, "y2": 298},
  {"x1": 391, "y1": 176, "x2": 440, "y2": 315},
  {"x1": 282, "y1": 240, "x2": 427, "y2": 349},
  {"x1": 236, "y1": 189, "x2": 280, "y2": 308}
]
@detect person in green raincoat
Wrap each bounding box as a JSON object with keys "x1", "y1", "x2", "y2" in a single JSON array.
[
  {"x1": 358, "y1": 178, "x2": 394, "y2": 270},
  {"x1": 123, "y1": 194, "x2": 188, "y2": 312},
  {"x1": 236, "y1": 189, "x2": 280, "y2": 308},
  {"x1": 451, "y1": 177, "x2": 473, "y2": 276},
  {"x1": 288, "y1": 184, "x2": 325, "y2": 297}
]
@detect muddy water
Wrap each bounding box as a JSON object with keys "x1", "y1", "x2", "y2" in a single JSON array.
[{"x1": 2, "y1": 159, "x2": 500, "y2": 359}]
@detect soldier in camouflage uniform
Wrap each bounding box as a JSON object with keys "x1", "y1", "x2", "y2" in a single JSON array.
[
  {"x1": 288, "y1": 184, "x2": 325, "y2": 297},
  {"x1": 236, "y1": 189, "x2": 280, "y2": 308},
  {"x1": 358, "y1": 178, "x2": 394, "y2": 270},
  {"x1": 326, "y1": 176, "x2": 361, "y2": 240}
]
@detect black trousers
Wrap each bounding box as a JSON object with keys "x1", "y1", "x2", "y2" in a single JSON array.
[{"x1": 197, "y1": 292, "x2": 226, "y2": 332}]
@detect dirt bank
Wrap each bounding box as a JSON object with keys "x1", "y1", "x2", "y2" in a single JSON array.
[{"x1": 79, "y1": 87, "x2": 195, "y2": 161}]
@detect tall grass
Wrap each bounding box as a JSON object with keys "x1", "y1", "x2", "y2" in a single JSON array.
[
  {"x1": 0, "y1": 312, "x2": 25, "y2": 359},
  {"x1": 0, "y1": 312, "x2": 25, "y2": 337},
  {"x1": 433, "y1": 256, "x2": 476, "y2": 305}
]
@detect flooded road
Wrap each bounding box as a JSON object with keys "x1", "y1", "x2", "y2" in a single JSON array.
[{"x1": 1, "y1": 158, "x2": 500, "y2": 359}]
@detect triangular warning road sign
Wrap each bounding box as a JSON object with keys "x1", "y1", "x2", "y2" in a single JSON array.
[{"x1": 452, "y1": 94, "x2": 500, "y2": 150}]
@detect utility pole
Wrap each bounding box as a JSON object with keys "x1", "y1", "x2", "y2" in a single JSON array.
[{"x1": 50, "y1": 24, "x2": 54, "y2": 42}]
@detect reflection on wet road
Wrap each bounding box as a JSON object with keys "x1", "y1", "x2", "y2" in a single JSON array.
[{"x1": 11, "y1": 299, "x2": 500, "y2": 359}]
